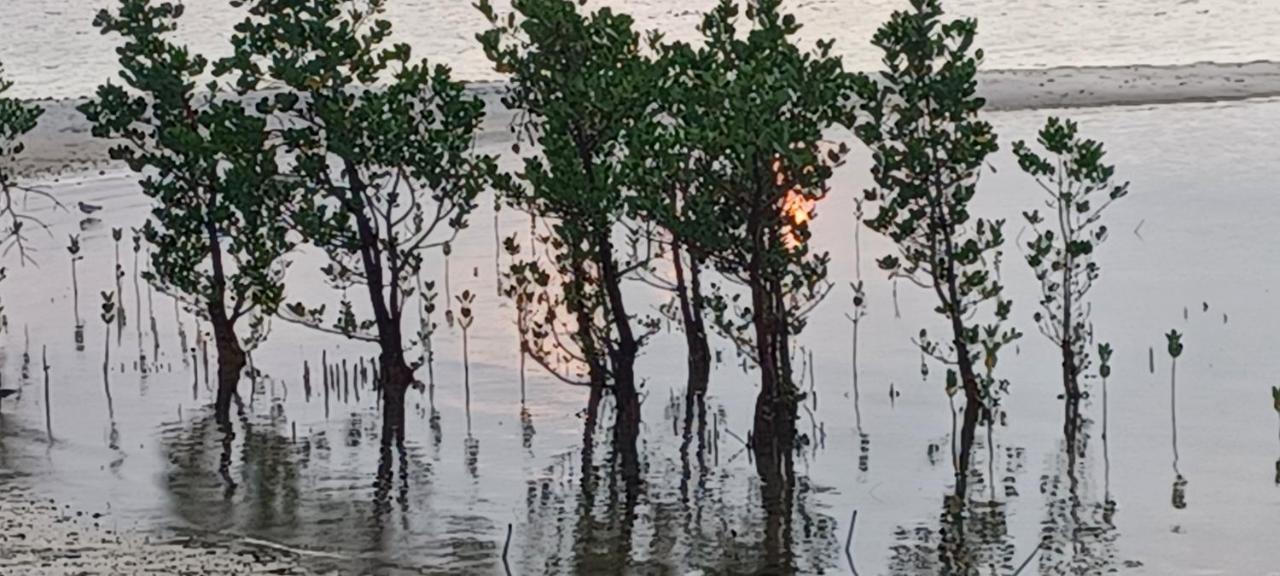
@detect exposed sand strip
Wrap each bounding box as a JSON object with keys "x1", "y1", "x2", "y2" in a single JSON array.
[{"x1": 9, "y1": 61, "x2": 1280, "y2": 180}]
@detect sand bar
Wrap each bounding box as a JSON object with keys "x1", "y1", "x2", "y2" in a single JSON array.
[{"x1": 9, "y1": 60, "x2": 1280, "y2": 180}]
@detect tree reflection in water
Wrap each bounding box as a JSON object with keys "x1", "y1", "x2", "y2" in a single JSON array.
[
  {"x1": 888, "y1": 397, "x2": 1124, "y2": 576},
  {"x1": 889, "y1": 403, "x2": 1018, "y2": 576},
  {"x1": 512, "y1": 393, "x2": 838, "y2": 574},
  {"x1": 156, "y1": 372, "x2": 1135, "y2": 576},
  {"x1": 1036, "y1": 399, "x2": 1120, "y2": 575},
  {"x1": 163, "y1": 411, "x2": 304, "y2": 535},
  {"x1": 160, "y1": 408, "x2": 506, "y2": 574}
]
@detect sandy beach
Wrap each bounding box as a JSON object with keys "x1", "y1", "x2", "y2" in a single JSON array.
[{"x1": 10, "y1": 60, "x2": 1280, "y2": 181}]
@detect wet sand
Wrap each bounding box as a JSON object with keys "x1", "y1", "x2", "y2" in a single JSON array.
[
  {"x1": 0, "y1": 484, "x2": 312, "y2": 574},
  {"x1": 980, "y1": 60, "x2": 1280, "y2": 111},
  {"x1": 11, "y1": 61, "x2": 1280, "y2": 180}
]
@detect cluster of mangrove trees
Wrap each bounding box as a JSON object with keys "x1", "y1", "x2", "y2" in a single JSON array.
[{"x1": 0, "y1": 0, "x2": 1133, "y2": 503}]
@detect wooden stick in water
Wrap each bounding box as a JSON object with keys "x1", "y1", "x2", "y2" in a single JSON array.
[
  {"x1": 43, "y1": 346, "x2": 51, "y2": 440},
  {"x1": 502, "y1": 523, "x2": 513, "y2": 576}
]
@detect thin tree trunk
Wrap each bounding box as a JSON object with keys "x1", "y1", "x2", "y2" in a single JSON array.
[
  {"x1": 380, "y1": 351, "x2": 414, "y2": 447},
  {"x1": 71, "y1": 260, "x2": 80, "y2": 325},
  {"x1": 1061, "y1": 254, "x2": 1078, "y2": 399},
  {"x1": 672, "y1": 243, "x2": 710, "y2": 397},
  {"x1": 598, "y1": 233, "x2": 640, "y2": 485},
  {"x1": 209, "y1": 306, "x2": 245, "y2": 426},
  {"x1": 955, "y1": 399, "x2": 980, "y2": 498},
  {"x1": 342, "y1": 163, "x2": 415, "y2": 447},
  {"x1": 103, "y1": 326, "x2": 114, "y2": 420},
  {"x1": 752, "y1": 272, "x2": 796, "y2": 486}
]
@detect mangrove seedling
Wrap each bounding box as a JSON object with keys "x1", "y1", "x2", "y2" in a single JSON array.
[
  {"x1": 846, "y1": 197, "x2": 869, "y2": 423},
  {"x1": 1167, "y1": 329, "x2": 1185, "y2": 507},
  {"x1": 100, "y1": 292, "x2": 115, "y2": 368},
  {"x1": 81, "y1": 0, "x2": 296, "y2": 424},
  {"x1": 221, "y1": 0, "x2": 498, "y2": 444},
  {"x1": 111, "y1": 227, "x2": 125, "y2": 339},
  {"x1": 1099, "y1": 342, "x2": 1114, "y2": 436},
  {"x1": 99, "y1": 292, "x2": 117, "y2": 418},
  {"x1": 1016, "y1": 117, "x2": 1130, "y2": 399},
  {"x1": 67, "y1": 234, "x2": 82, "y2": 325},
  {"x1": 1099, "y1": 342, "x2": 1114, "y2": 504},
  {"x1": 854, "y1": 0, "x2": 1020, "y2": 452},
  {"x1": 444, "y1": 242, "x2": 454, "y2": 328},
  {"x1": 0, "y1": 62, "x2": 59, "y2": 265},
  {"x1": 457, "y1": 289, "x2": 476, "y2": 424},
  {"x1": 416, "y1": 278, "x2": 439, "y2": 391},
  {"x1": 131, "y1": 229, "x2": 142, "y2": 341}
]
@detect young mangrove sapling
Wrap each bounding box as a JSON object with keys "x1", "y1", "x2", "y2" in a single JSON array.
[
  {"x1": 854, "y1": 0, "x2": 1020, "y2": 475},
  {"x1": 1015, "y1": 117, "x2": 1130, "y2": 399},
  {"x1": 1166, "y1": 329, "x2": 1187, "y2": 508}
]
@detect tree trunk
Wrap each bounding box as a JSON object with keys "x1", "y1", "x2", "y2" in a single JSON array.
[
  {"x1": 581, "y1": 382, "x2": 604, "y2": 488},
  {"x1": 954, "y1": 396, "x2": 980, "y2": 498},
  {"x1": 1061, "y1": 266, "x2": 1079, "y2": 399},
  {"x1": 598, "y1": 234, "x2": 641, "y2": 485},
  {"x1": 751, "y1": 272, "x2": 797, "y2": 486},
  {"x1": 380, "y1": 350, "x2": 414, "y2": 447},
  {"x1": 1062, "y1": 338, "x2": 1079, "y2": 399},
  {"x1": 672, "y1": 244, "x2": 711, "y2": 397},
  {"x1": 209, "y1": 303, "x2": 245, "y2": 426},
  {"x1": 341, "y1": 164, "x2": 416, "y2": 448},
  {"x1": 568, "y1": 259, "x2": 606, "y2": 388}
]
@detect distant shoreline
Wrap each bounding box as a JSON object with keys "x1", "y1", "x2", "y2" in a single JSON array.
[
  {"x1": 979, "y1": 60, "x2": 1280, "y2": 111},
  {"x1": 12, "y1": 60, "x2": 1280, "y2": 180}
]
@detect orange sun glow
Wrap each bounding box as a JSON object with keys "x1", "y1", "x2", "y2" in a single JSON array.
[{"x1": 774, "y1": 158, "x2": 816, "y2": 250}]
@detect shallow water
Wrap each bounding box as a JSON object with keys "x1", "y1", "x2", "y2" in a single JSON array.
[
  {"x1": 2, "y1": 97, "x2": 1280, "y2": 574},
  {"x1": 4, "y1": 0, "x2": 1280, "y2": 99}
]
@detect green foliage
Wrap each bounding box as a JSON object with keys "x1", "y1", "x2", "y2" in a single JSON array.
[
  {"x1": 1166, "y1": 330, "x2": 1183, "y2": 359},
  {"x1": 80, "y1": 0, "x2": 293, "y2": 329},
  {"x1": 642, "y1": 0, "x2": 857, "y2": 376},
  {"x1": 457, "y1": 289, "x2": 475, "y2": 331},
  {"x1": 1016, "y1": 117, "x2": 1130, "y2": 380},
  {"x1": 855, "y1": 0, "x2": 1018, "y2": 404},
  {"x1": 100, "y1": 291, "x2": 117, "y2": 325},
  {"x1": 479, "y1": 0, "x2": 657, "y2": 385},
  {"x1": 415, "y1": 279, "x2": 439, "y2": 373},
  {"x1": 0, "y1": 62, "x2": 53, "y2": 263},
  {"x1": 1098, "y1": 342, "x2": 1113, "y2": 379},
  {"x1": 0, "y1": 65, "x2": 39, "y2": 164},
  {"x1": 221, "y1": 0, "x2": 497, "y2": 356},
  {"x1": 1271, "y1": 385, "x2": 1280, "y2": 413}
]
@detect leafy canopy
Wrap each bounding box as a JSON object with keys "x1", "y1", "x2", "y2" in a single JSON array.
[
  {"x1": 0, "y1": 62, "x2": 54, "y2": 264},
  {"x1": 220, "y1": 0, "x2": 497, "y2": 347},
  {"x1": 855, "y1": 0, "x2": 1018, "y2": 398},
  {"x1": 479, "y1": 0, "x2": 658, "y2": 385},
  {"x1": 1016, "y1": 117, "x2": 1129, "y2": 376},
  {"x1": 80, "y1": 0, "x2": 294, "y2": 324},
  {"x1": 651, "y1": 0, "x2": 858, "y2": 361}
]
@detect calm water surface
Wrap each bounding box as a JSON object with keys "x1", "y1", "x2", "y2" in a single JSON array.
[{"x1": 3, "y1": 0, "x2": 1280, "y2": 99}]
